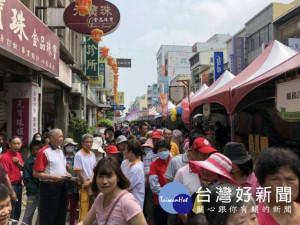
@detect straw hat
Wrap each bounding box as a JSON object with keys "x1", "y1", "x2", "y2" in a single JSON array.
[{"x1": 63, "y1": 138, "x2": 78, "y2": 147}]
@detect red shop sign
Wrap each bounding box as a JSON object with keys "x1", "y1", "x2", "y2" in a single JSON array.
[
  {"x1": 0, "y1": 0, "x2": 60, "y2": 76},
  {"x1": 64, "y1": 0, "x2": 120, "y2": 35},
  {"x1": 12, "y1": 98, "x2": 29, "y2": 146}
]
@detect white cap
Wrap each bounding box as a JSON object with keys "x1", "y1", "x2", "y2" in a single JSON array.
[
  {"x1": 91, "y1": 137, "x2": 105, "y2": 153},
  {"x1": 115, "y1": 135, "x2": 128, "y2": 145}
]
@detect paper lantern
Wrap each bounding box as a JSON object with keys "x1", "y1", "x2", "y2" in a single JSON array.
[
  {"x1": 111, "y1": 61, "x2": 117, "y2": 70},
  {"x1": 181, "y1": 108, "x2": 190, "y2": 123},
  {"x1": 177, "y1": 107, "x2": 183, "y2": 115},
  {"x1": 113, "y1": 67, "x2": 119, "y2": 74},
  {"x1": 76, "y1": 0, "x2": 90, "y2": 16},
  {"x1": 91, "y1": 29, "x2": 103, "y2": 44},
  {"x1": 181, "y1": 99, "x2": 189, "y2": 109},
  {"x1": 107, "y1": 56, "x2": 114, "y2": 66},
  {"x1": 101, "y1": 46, "x2": 110, "y2": 58}
]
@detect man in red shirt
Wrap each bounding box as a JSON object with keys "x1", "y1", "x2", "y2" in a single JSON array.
[{"x1": 1, "y1": 136, "x2": 24, "y2": 220}]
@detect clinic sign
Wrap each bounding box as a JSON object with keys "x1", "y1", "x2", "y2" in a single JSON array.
[
  {"x1": 276, "y1": 79, "x2": 300, "y2": 120},
  {"x1": 0, "y1": 0, "x2": 59, "y2": 76},
  {"x1": 64, "y1": 0, "x2": 120, "y2": 35},
  {"x1": 86, "y1": 37, "x2": 99, "y2": 76},
  {"x1": 214, "y1": 52, "x2": 224, "y2": 81}
]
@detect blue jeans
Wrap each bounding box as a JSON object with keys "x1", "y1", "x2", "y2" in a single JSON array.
[
  {"x1": 11, "y1": 183, "x2": 22, "y2": 220},
  {"x1": 22, "y1": 195, "x2": 39, "y2": 225}
]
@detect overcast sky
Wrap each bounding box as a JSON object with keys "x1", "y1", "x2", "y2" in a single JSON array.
[{"x1": 102, "y1": 0, "x2": 293, "y2": 112}]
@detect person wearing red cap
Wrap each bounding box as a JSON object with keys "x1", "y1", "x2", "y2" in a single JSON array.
[
  {"x1": 174, "y1": 137, "x2": 218, "y2": 194},
  {"x1": 105, "y1": 145, "x2": 120, "y2": 161},
  {"x1": 165, "y1": 135, "x2": 215, "y2": 183},
  {"x1": 150, "y1": 129, "x2": 164, "y2": 146},
  {"x1": 172, "y1": 136, "x2": 218, "y2": 224}
]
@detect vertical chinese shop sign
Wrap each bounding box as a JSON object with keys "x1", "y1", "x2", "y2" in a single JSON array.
[
  {"x1": 8, "y1": 83, "x2": 38, "y2": 147},
  {"x1": 12, "y1": 99, "x2": 29, "y2": 146},
  {"x1": 86, "y1": 37, "x2": 99, "y2": 76}
]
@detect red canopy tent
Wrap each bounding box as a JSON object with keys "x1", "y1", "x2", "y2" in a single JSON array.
[
  {"x1": 190, "y1": 40, "x2": 298, "y2": 114},
  {"x1": 190, "y1": 70, "x2": 235, "y2": 111}
]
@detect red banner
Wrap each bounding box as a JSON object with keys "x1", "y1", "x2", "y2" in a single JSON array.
[
  {"x1": 0, "y1": 0, "x2": 60, "y2": 76},
  {"x1": 12, "y1": 98, "x2": 29, "y2": 146}
]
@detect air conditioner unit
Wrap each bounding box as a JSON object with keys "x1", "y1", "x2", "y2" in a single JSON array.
[
  {"x1": 71, "y1": 83, "x2": 82, "y2": 94},
  {"x1": 71, "y1": 110, "x2": 84, "y2": 119}
]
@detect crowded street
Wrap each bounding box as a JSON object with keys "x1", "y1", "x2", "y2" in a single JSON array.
[{"x1": 0, "y1": 0, "x2": 300, "y2": 225}]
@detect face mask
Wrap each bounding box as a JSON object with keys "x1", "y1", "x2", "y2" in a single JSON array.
[
  {"x1": 158, "y1": 151, "x2": 170, "y2": 160},
  {"x1": 35, "y1": 137, "x2": 42, "y2": 141},
  {"x1": 65, "y1": 146, "x2": 74, "y2": 153},
  {"x1": 144, "y1": 148, "x2": 152, "y2": 155},
  {"x1": 0, "y1": 147, "x2": 2, "y2": 153}
]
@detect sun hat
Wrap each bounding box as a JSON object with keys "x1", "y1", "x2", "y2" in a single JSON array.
[
  {"x1": 115, "y1": 135, "x2": 128, "y2": 145},
  {"x1": 105, "y1": 145, "x2": 120, "y2": 154},
  {"x1": 190, "y1": 137, "x2": 217, "y2": 154},
  {"x1": 224, "y1": 142, "x2": 251, "y2": 164},
  {"x1": 63, "y1": 138, "x2": 78, "y2": 147},
  {"x1": 142, "y1": 138, "x2": 154, "y2": 148},
  {"x1": 189, "y1": 153, "x2": 239, "y2": 186},
  {"x1": 151, "y1": 129, "x2": 163, "y2": 139},
  {"x1": 91, "y1": 137, "x2": 105, "y2": 153}
]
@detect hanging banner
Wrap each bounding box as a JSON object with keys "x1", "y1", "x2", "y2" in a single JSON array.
[
  {"x1": 85, "y1": 37, "x2": 99, "y2": 76},
  {"x1": 89, "y1": 54, "x2": 105, "y2": 88},
  {"x1": 203, "y1": 103, "x2": 210, "y2": 120},
  {"x1": 201, "y1": 74, "x2": 209, "y2": 86},
  {"x1": 117, "y1": 92, "x2": 124, "y2": 104},
  {"x1": 31, "y1": 84, "x2": 39, "y2": 136},
  {"x1": 105, "y1": 63, "x2": 114, "y2": 92},
  {"x1": 260, "y1": 136, "x2": 269, "y2": 151},
  {"x1": 231, "y1": 37, "x2": 245, "y2": 75},
  {"x1": 8, "y1": 83, "x2": 38, "y2": 146},
  {"x1": 248, "y1": 134, "x2": 254, "y2": 152},
  {"x1": 214, "y1": 52, "x2": 224, "y2": 81},
  {"x1": 160, "y1": 93, "x2": 168, "y2": 115}
]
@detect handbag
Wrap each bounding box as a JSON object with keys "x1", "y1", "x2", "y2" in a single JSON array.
[{"x1": 104, "y1": 191, "x2": 128, "y2": 225}]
